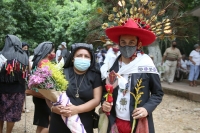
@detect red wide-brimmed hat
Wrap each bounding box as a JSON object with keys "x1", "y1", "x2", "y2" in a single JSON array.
[{"x1": 105, "y1": 18, "x2": 156, "y2": 46}]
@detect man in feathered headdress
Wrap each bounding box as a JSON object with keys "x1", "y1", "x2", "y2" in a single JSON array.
[{"x1": 101, "y1": 18, "x2": 164, "y2": 133}]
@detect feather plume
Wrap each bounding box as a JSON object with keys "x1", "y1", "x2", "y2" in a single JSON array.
[{"x1": 97, "y1": 0, "x2": 189, "y2": 41}]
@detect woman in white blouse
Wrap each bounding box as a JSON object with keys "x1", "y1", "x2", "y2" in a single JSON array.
[{"x1": 188, "y1": 44, "x2": 200, "y2": 86}]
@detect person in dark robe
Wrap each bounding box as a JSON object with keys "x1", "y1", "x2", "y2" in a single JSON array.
[
  {"x1": 0, "y1": 35, "x2": 29, "y2": 133},
  {"x1": 31, "y1": 42, "x2": 55, "y2": 133},
  {"x1": 48, "y1": 43, "x2": 102, "y2": 133}
]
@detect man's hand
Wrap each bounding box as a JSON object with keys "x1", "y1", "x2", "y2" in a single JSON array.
[
  {"x1": 102, "y1": 101, "x2": 113, "y2": 113},
  {"x1": 132, "y1": 107, "x2": 148, "y2": 119}
]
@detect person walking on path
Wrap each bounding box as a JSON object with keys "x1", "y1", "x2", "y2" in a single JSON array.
[
  {"x1": 31, "y1": 42, "x2": 55, "y2": 133},
  {"x1": 103, "y1": 43, "x2": 120, "y2": 68},
  {"x1": 58, "y1": 42, "x2": 70, "y2": 63},
  {"x1": 101, "y1": 19, "x2": 164, "y2": 133},
  {"x1": 0, "y1": 35, "x2": 29, "y2": 133},
  {"x1": 162, "y1": 41, "x2": 182, "y2": 84},
  {"x1": 55, "y1": 45, "x2": 62, "y2": 63},
  {"x1": 188, "y1": 44, "x2": 200, "y2": 87},
  {"x1": 22, "y1": 42, "x2": 31, "y2": 113}
]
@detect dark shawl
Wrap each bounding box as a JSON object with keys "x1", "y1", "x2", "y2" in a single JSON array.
[
  {"x1": 22, "y1": 42, "x2": 30, "y2": 57},
  {"x1": 1, "y1": 35, "x2": 28, "y2": 65},
  {"x1": 32, "y1": 41, "x2": 53, "y2": 69},
  {"x1": 0, "y1": 35, "x2": 28, "y2": 83}
]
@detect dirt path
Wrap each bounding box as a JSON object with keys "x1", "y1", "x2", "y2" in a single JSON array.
[{"x1": 3, "y1": 94, "x2": 200, "y2": 133}]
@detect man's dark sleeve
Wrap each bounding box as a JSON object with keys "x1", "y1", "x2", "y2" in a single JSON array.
[
  {"x1": 143, "y1": 73, "x2": 164, "y2": 114},
  {"x1": 61, "y1": 49, "x2": 67, "y2": 57},
  {"x1": 101, "y1": 79, "x2": 107, "y2": 105}
]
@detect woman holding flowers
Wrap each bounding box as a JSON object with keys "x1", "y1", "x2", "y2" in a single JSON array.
[
  {"x1": 31, "y1": 42, "x2": 55, "y2": 133},
  {"x1": 49, "y1": 43, "x2": 102, "y2": 133},
  {"x1": 0, "y1": 35, "x2": 29, "y2": 133}
]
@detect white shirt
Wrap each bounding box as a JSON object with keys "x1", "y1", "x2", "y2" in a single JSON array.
[
  {"x1": 97, "y1": 52, "x2": 103, "y2": 63},
  {"x1": 56, "y1": 49, "x2": 61, "y2": 63},
  {"x1": 115, "y1": 62, "x2": 130, "y2": 121},
  {"x1": 29, "y1": 55, "x2": 34, "y2": 68},
  {"x1": 180, "y1": 59, "x2": 188, "y2": 69},
  {"x1": 104, "y1": 48, "x2": 120, "y2": 67},
  {"x1": 189, "y1": 50, "x2": 200, "y2": 66}
]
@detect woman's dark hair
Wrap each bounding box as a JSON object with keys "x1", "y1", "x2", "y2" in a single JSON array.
[
  {"x1": 32, "y1": 42, "x2": 54, "y2": 69},
  {"x1": 64, "y1": 43, "x2": 99, "y2": 72},
  {"x1": 50, "y1": 44, "x2": 55, "y2": 53},
  {"x1": 22, "y1": 42, "x2": 29, "y2": 48}
]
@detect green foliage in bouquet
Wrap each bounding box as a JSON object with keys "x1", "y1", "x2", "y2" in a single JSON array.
[{"x1": 43, "y1": 62, "x2": 68, "y2": 91}]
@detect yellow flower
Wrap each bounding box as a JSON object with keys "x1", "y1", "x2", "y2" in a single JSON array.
[
  {"x1": 122, "y1": 8, "x2": 128, "y2": 14},
  {"x1": 102, "y1": 23, "x2": 109, "y2": 29},
  {"x1": 164, "y1": 29, "x2": 172, "y2": 34},
  {"x1": 108, "y1": 14, "x2": 115, "y2": 21},
  {"x1": 120, "y1": 17, "x2": 126, "y2": 23},
  {"x1": 130, "y1": 0, "x2": 136, "y2": 4},
  {"x1": 97, "y1": 7, "x2": 103, "y2": 14},
  {"x1": 164, "y1": 26, "x2": 171, "y2": 30},
  {"x1": 151, "y1": 15, "x2": 157, "y2": 21},
  {"x1": 158, "y1": 10, "x2": 166, "y2": 16},
  {"x1": 148, "y1": 1, "x2": 156, "y2": 9},
  {"x1": 118, "y1": 0, "x2": 126, "y2": 7},
  {"x1": 116, "y1": 12, "x2": 122, "y2": 17},
  {"x1": 135, "y1": 13, "x2": 139, "y2": 18},
  {"x1": 43, "y1": 62, "x2": 68, "y2": 91},
  {"x1": 170, "y1": 34, "x2": 175, "y2": 40},
  {"x1": 113, "y1": 7, "x2": 118, "y2": 12},
  {"x1": 140, "y1": 0, "x2": 148, "y2": 5},
  {"x1": 165, "y1": 22, "x2": 171, "y2": 26},
  {"x1": 156, "y1": 31, "x2": 162, "y2": 35},
  {"x1": 156, "y1": 22, "x2": 162, "y2": 28},
  {"x1": 146, "y1": 20, "x2": 150, "y2": 24},
  {"x1": 130, "y1": 8, "x2": 133, "y2": 15},
  {"x1": 159, "y1": 34, "x2": 165, "y2": 40}
]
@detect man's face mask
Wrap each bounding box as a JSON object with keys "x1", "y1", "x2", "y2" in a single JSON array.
[{"x1": 119, "y1": 45, "x2": 137, "y2": 58}]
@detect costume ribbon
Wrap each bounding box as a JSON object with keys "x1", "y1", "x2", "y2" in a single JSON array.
[
  {"x1": 6, "y1": 64, "x2": 13, "y2": 75},
  {"x1": 104, "y1": 84, "x2": 114, "y2": 115}
]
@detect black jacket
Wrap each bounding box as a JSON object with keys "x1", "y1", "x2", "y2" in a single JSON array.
[{"x1": 102, "y1": 55, "x2": 164, "y2": 133}]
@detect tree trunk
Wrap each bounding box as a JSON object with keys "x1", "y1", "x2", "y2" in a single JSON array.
[{"x1": 147, "y1": 39, "x2": 162, "y2": 65}]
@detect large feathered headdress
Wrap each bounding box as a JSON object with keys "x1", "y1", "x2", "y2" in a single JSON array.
[{"x1": 97, "y1": 0, "x2": 187, "y2": 45}]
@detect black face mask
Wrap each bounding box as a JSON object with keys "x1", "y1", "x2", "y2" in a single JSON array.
[
  {"x1": 119, "y1": 45, "x2": 137, "y2": 58},
  {"x1": 172, "y1": 44, "x2": 176, "y2": 48}
]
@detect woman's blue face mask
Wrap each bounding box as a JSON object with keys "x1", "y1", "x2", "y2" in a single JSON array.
[{"x1": 74, "y1": 57, "x2": 91, "y2": 71}]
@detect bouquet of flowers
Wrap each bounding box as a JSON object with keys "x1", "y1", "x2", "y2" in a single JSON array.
[{"x1": 28, "y1": 61, "x2": 86, "y2": 133}]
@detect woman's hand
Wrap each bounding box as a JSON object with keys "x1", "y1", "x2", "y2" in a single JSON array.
[
  {"x1": 60, "y1": 104, "x2": 78, "y2": 117},
  {"x1": 192, "y1": 61, "x2": 196, "y2": 65},
  {"x1": 102, "y1": 101, "x2": 113, "y2": 112},
  {"x1": 132, "y1": 107, "x2": 148, "y2": 119},
  {"x1": 52, "y1": 105, "x2": 64, "y2": 115}
]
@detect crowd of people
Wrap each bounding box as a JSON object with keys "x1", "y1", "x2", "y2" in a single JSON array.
[
  {"x1": 0, "y1": 18, "x2": 165, "y2": 133},
  {"x1": 160, "y1": 41, "x2": 200, "y2": 87},
  {"x1": 0, "y1": 22, "x2": 199, "y2": 133}
]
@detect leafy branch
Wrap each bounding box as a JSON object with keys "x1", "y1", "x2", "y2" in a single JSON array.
[{"x1": 130, "y1": 78, "x2": 144, "y2": 133}]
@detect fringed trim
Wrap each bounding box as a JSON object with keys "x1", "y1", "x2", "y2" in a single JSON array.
[{"x1": 0, "y1": 59, "x2": 28, "y2": 83}]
